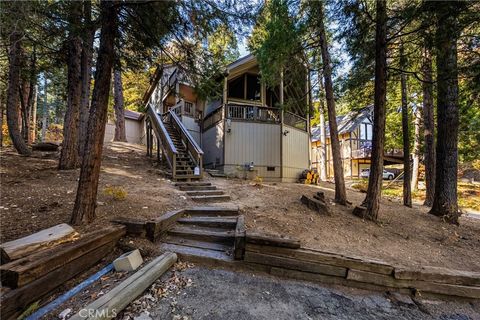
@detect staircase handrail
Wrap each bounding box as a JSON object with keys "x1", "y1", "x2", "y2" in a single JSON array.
[
  {"x1": 146, "y1": 104, "x2": 178, "y2": 154},
  {"x1": 169, "y1": 110, "x2": 204, "y2": 156}
]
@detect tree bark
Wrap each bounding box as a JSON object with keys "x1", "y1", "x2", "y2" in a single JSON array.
[
  {"x1": 31, "y1": 85, "x2": 38, "y2": 143},
  {"x1": 59, "y1": 2, "x2": 82, "y2": 170},
  {"x1": 315, "y1": 2, "x2": 347, "y2": 204},
  {"x1": 71, "y1": 1, "x2": 117, "y2": 225},
  {"x1": 78, "y1": 0, "x2": 95, "y2": 158},
  {"x1": 360, "y1": 0, "x2": 387, "y2": 221},
  {"x1": 430, "y1": 3, "x2": 460, "y2": 224},
  {"x1": 6, "y1": 30, "x2": 31, "y2": 155},
  {"x1": 19, "y1": 80, "x2": 30, "y2": 143},
  {"x1": 422, "y1": 37, "x2": 435, "y2": 206},
  {"x1": 0, "y1": 91, "x2": 4, "y2": 148},
  {"x1": 41, "y1": 76, "x2": 48, "y2": 142},
  {"x1": 26, "y1": 48, "x2": 37, "y2": 145},
  {"x1": 400, "y1": 43, "x2": 412, "y2": 207},
  {"x1": 113, "y1": 67, "x2": 127, "y2": 142},
  {"x1": 411, "y1": 105, "x2": 422, "y2": 192}
]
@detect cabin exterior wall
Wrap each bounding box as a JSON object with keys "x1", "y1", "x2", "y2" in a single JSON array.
[
  {"x1": 202, "y1": 121, "x2": 224, "y2": 168},
  {"x1": 223, "y1": 121, "x2": 281, "y2": 180},
  {"x1": 282, "y1": 126, "x2": 310, "y2": 182}
]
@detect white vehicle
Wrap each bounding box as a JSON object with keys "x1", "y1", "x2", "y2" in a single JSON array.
[{"x1": 360, "y1": 169, "x2": 394, "y2": 180}]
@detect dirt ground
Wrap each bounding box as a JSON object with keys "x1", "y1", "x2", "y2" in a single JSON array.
[{"x1": 1, "y1": 142, "x2": 479, "y2": 272}]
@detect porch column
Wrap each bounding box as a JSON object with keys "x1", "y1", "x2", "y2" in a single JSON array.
[{"x1": 223, "y1": 75, "x2": 228, "y2": 117}]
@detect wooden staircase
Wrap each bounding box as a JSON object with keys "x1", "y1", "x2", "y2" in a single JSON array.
[
  {"x1": 145, "y1": 104, "x2": 203, "y2": 181},
  {"x1": 163, "y1": 122, "x2": 197, "y2": 178},
  {"x1": 175, "y1": 182, "x2": 231, "y2": 202},
  {"x1": 159, "y1": 207, "x2": 240, "y2": 262}
]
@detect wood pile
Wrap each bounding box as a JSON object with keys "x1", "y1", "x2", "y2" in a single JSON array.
[
  {"x1": 300, "y1": 192, "x2": 330, "y2": 214},
  {"x1": 0, "y1": 225, "x2": 125, "y2": 319},
  {"x1": 243, "y1": 242, "x2": 480, "y2": 300}
]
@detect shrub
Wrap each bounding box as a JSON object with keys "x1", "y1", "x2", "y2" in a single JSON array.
[{"x1": 103, "y1": 185, "x2": 127, "y2": 201}]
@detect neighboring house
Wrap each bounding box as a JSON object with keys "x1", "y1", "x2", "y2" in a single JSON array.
[
  {"x1": 144, "y1": 54, "x2": 311, "y2": 182},
  {"x1": 311, "y1": 105, "x2": 403, "y2": 179},
  {"x1": 104, "y1": 110, "x2": 145, "y2": 145}
]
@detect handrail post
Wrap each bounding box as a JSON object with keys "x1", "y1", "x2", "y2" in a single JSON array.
[{"x1": 172, "y1": 153, "x2": 176, "y2": 179}]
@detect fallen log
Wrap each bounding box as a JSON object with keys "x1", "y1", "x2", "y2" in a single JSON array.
[
  {"x1": 0, "y1": 224, "x2": 77, "y2": 264},
  {"x1": 31, "y1": 142, "x2": 59, "y2": 152},
  {"x1": 246, "y1": 231, "x2": 300, "y2": 249},
  {"x1": 1, "y1": 226, "x2": 125, "y2": 289},
  {"x1": 300, "y1": 195, "x2": 330, "y2": 214},
  {"x1": 0, "y1": 242, "x2": 116, "y2": 320},
  {"x1": 70, "y1": 252, "x2": 177, "y2": 320}
]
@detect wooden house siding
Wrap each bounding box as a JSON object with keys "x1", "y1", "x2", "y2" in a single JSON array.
[
  {"x1": 224, "y1": 121, "x2": 281, "y2": 179},
  {"x1": 282, "y1": 126, "x2": 310, "y2": 182},
  {"x1": 202, "y1": 121, "x2": 224, "y2": 168}
]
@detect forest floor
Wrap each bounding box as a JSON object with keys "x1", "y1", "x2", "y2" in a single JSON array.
[{"x1": 1, "y1": 142, "x2": 480, "y2": 273}]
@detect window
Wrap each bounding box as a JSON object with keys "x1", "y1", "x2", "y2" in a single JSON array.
[
  {"x1": 228, "y1": 74, "x2": 261, "y2": 101},
  {"x1": 267, "y1": 166, "x2": 275, "y2": 171},
  {"x1": 246, "y1": 74, "x2": 261, "y2": 100},
  {"x1": 360, "y1": 123, "x2": 372, "y2": 140},
  {"x1": 228, "y1": 76, "x2": 244, "y2": 99}
]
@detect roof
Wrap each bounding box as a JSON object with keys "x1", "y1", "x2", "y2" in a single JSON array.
[
  {"x1": 311, "y1": 105, "x2": 373, "y2": 142},
  {"x1": 124, "y1": 109, "x2": 143, "y2": 121}
]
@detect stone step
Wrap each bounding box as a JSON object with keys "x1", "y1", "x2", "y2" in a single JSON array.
[
  {"x1": 162, "y1": 235, "x2": 233, "y2": 253},
  {"x1": 178, "y1": 185, "x2": 217, "y2": 191},
  {"x1": 183, "y1": 206, "x2": 239, "y2": 216},
  {"x1": 191, "y1": 195, "x2": 231, "y2": 202},
  {"x1": 176, "y1": 216, "x2": 237, "y2": 229},
  {"x1": 186, "y1": 190, "x2": 224, "y2": 196},
  {"x1": 168, "y1": 226, "x2": 235, "y2": 244}
]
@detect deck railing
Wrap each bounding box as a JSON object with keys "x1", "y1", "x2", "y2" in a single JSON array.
[
  {"x1": 226, "y1": 104, "x2": 281, "y2": 123},
  {"x1": 284, "y1": 111, "x2": 307, "y2": 131},
  {"x1": 171, "y1": 100, "x2": 198, "y2": 119},
  {"x1": 203, "y1": 106, "x2": 224, "y2": 131}
]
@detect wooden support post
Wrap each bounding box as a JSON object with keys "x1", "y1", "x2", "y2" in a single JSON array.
[
  {"x1": 146, "y1": 120, "x2": 150, "y2": 157},
  {"x1": 156, "y1": 137, "x2": 160, "y2": 163}
]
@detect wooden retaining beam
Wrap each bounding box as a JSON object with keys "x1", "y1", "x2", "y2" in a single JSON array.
[
  {"x1": 0, "y1": 242, "x2": 117, "y2": 320},
  {"x1": 233, "y1": 215, "x2": 246, "y2": 260},
  {"x1": 70, "y1": 252, "x2": 177, "y2": 320},
  {"x1": 0, "y1": 224, "x2": 77, "y2": 264},
  {"x1": 246, "y1": 232, "x2": 301, "y2": 249},
  {"x1": 111, "y1": 217, "x2": 146, "y2": 237},
  {"x1": 243, "y1": 243, "x2": 480, "y2": 300},
  {"x1": 145, "y1": 209, "x2": 184, "y2": 242},
  {"x1": 1, "y1": 226, "x2": 125, "y2": 289}
]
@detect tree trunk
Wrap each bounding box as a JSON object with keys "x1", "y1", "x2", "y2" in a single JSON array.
[
  {"x1": 6, "y1": 30, "x2": 31, "y2": 155},
  {"x1": 315, "y1": 2, "x2": 347, "y2": 204},
  {"x1": 400, "y1": 43, "x2": 412, "y2": 207},
  {"x1": 41, "y1": 76, "x2": 48, "y2": 142},
  {"x1": 422, "y1": 37, "x2": 435, "y2": 206},
  {"x1": 113, "y1": 68, "x2": 127, "y2": 142},
  {"x1": 0, "y1": 91, "x2": 4, "y2": 148},
  {"x1": 411, "y1": 105, "x2": 422, "y2": 192},
  {"x1": 19, "y1": 80, "x2": 30, "y2": 144},
  {"x1": 430, "y1": 3, "x2": 460, "y2": 224},
  {"x1": 71, "y1": 1, "x2": 117, "y2": 225},
  {"x1": 59, "y1": 2, "x2": 82, "y2": 170},
  {"x1": 78, "y1": 0, "x2": 95, "y2": 158},
  {"x1": 31, "y1": 85, "x2": 38, "y2": 143},
  {"x1": 26, "y1": 48, "x2": 36, "y2": 145},
  {"x1": 359, "y1": 0, "x2": 387, "y2": 221},
  {"x1": 319, "y1": 101, "x2": 327, "y2": 181}
]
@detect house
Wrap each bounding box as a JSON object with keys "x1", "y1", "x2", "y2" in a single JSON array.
[
  {"x1": 143, "y1": 54, "x2": 311, "y2": 182},
  {"x1": 311, "y1": 105, "x2": 404, "y2": 179},
  {"x1": 311, "y1": 106, "x2": 374, "y2": 179},
  {"x1": 104, "y1": 109, "x2": 145, "y2": 144}
]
